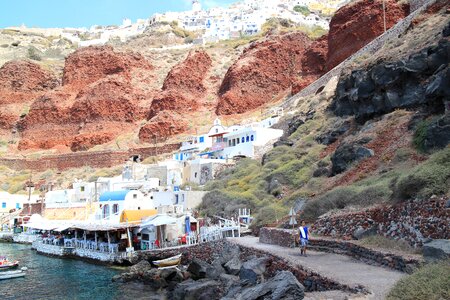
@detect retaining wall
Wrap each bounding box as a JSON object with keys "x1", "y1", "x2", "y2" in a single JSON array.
[
  {"x1": 0, "y1": 143, "x2": 180, "y2": 171},
  {"x1": 313, "y1": 197, "x2": 449, "y2": 247}
]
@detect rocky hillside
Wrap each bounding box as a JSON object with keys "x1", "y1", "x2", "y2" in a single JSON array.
[
  {"x1": 0, "y1": 0, "x2": 413, "y2": 155},
  {"x1": 199, "y1": 0, "x2": 450, "y2": 227}
]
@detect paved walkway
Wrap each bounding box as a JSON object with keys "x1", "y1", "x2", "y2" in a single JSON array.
[{"x1": 229, "y1": 236, "x2": 405, "y2": 300}]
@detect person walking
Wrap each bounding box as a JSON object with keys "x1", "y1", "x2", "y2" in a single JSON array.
[{"x1": 299, "y1": 221, "x2": 309, "y2": 256}]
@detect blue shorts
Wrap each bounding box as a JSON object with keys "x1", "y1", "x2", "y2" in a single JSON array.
[{"x1": 300, "y1": 238, "x2": 308, "y2": 247}]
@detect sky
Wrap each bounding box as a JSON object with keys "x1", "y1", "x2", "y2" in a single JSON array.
[{"x1": 0, "y1": 0, "x2": 237, "y2": 28}]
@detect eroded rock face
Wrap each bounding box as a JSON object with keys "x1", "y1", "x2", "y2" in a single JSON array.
[
  {"x1": 149, "y1": 50, "x2": 212, "y2": 118},
  {"x1": 327, "y1": 0, "x2": 409, "y2": 70},
  {"x1": 0, "y1": 60, "x2": 59, "y2": 92},
  {"x1": 62, "y1": 45, "x2": 152, "y2": 87},
  {"x1": 138, "y1": 111, "x2": 187, "y2": 143},
  {"x1": 18, "y1": 46, "x2": 154, "y2": 151},
  {"x1": 216, "y1": 32, "x2": 312, "y2": 115},
  {"x1": 331, "y1": 142, "x2": 374, "y2": 175},
  {"x1": 0, "y1": 60, "x2": 59, "y2": 130}
]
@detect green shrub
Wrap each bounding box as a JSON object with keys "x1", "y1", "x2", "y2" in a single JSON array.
[
  {"x1": 392, "y1": 148, "x2": 450, "y2": 201},
  {"x1": 387, "y1": 261, "x2": 450, "y2": 300},
  {"x1": 413, "y1": 120, "x2": 431, "y2": 152},
  {"x1": 293, "y1": 5, "x2": 311, "y2": 16},
  {"x1": 27, "y1": 46, "x2": 42, "y2": 61}
]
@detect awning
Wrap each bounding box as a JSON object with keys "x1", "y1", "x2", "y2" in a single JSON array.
[
  {"x1": 120, "y1": 209, "x2": 158, "y2": 224},
  {"x1": 141, "y1": 214, "x2": 177, "y2": 227},
  {"x1": 54, "y1": 224, "x2": 74, "y2": 232}
]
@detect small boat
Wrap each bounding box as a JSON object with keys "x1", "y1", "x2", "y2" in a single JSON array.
[
  {"x1": 0, "y1": 257, "x2": 19, "y2": 270},
  {"x1": 0, "y1": 270, "x2": 25, "y2": 280},
  {"x1": 152, "y1": 254, "x2": 182, "y2": 268}
]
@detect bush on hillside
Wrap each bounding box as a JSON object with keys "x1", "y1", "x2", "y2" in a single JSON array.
[
  {"x1": 392, "y1": 148, "x2": 450, "y2": 201},
  {"x1": 387, "y1": 261, "x2": 450, "y2": 300},
  {"x1": 293, "y1": 5, "x2": 311, "y2": 16}
]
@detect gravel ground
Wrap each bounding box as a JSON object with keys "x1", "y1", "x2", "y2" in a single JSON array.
[{"x1": 229, "y1": 236, "x2": 405, "y2": 300}]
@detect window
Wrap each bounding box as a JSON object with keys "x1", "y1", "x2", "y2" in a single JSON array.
[
  {"x1": 175, "y1": 195, "x2": 179, "y2": 204},
  {"x1": 80, "y1": 186, "x2": 85, "y2": 192},
  {"x1": 142, "y1": 233, "x2": 150, "y2": 241},
  {"x1": 251, "y1": 135, "x2": 254, "y2": 141},
  {"x1": 246, "y1": 136, "x2": 249, "y2": 142},
  {"x1": 16, "y1": 203, "x2": 20, "y2": 209},
  {"x1": 1, "y1": 202, "x2": 6, "y2": 208},
  {"x1": 194, "y1": 172, "x2": 198, "y2": 178},
  {"x1": 113, "y1": 204, "x2": 119, "y2": 215},
  {"x1": 199, "y1": 136, "x2": 204, "y2": 143},
  {"x1": 228, "y1": 140, "x2": 232, "y2": 146},
  {"x1": 102, "y1": 204, "x2": 110, "y2": 219},
  {"x1": 215, "y1": 128, "x2": 218, "y2": 133},
  {"x1": 242, "y1": 137, "x2": 245, "y2": 143},
  {"x1": 133, "y1": 194, "x2": 137, "y2": 199},
  {"x1": 237, "y1": 138, "x2": 240, "y2": 144}
]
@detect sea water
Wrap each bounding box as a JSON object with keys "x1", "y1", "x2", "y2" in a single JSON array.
[{"x1": 0, "y1": 243, "x2": 160, "y2": 300}]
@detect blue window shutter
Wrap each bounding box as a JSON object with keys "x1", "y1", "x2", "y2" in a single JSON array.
[
  {"x1": 242, "y1": 137, "x2": 245, "y2": 143},
  {"x1": 199, "y1": 136, "x2": 204, "y2": 143},
  {"x1": 251, "y1": 135, "x2": 254, "y2": 141},
  {"x1": 246, "y1": 136, "x2": 249, "y2": 142},
  {"x1": 2, "y1": 202, "x2": 6, "y2": 208}
]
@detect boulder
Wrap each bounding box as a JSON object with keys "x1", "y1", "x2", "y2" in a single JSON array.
[
  {"x1": 187, "y1": 258, "x2": 222, "y2": 280},
  {"x1": 129, "y1": 259, "x2": 152, "y2": 274},
  {"x1": 421, "y1": 114, "x2": 450, "y2": 152},
  {"x1": 239, "y1": 257, "x2": 268, "y2": 284},
  {"x1": 224, "y1": 256, "x2": 242, "y2": 275},
  {"x1": 227, "y1": 271, "x2": 305, "y2": 300},
  {"x1": 423, "y1": 239, "x2": 450, "y2": 261},
  {"x1": 273, "y1": 139, "x2": 294, "y2": 147},
  {"x1": 171, "y1": 279, "x2": 222, "y2": 300},
  {"x1": 331, "y1": 143, "x2": 374, "y2": 175},
  {"x1": 352, "y1": 226, "x2": 377, "y2": 240},
  {"x1": 316, "y1": 120, "x2": 351, "y2": 145}
]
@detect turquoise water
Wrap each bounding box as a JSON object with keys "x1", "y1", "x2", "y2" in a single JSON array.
[{"x1": 0, "y1": 243, "x2": 159, "y2": 300}]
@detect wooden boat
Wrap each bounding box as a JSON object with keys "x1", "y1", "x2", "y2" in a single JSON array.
[
  {"x1": 0, "y1": 270, "x2": 25, "y2": 280},
  {"x1": 0, "y1": 257, "x2": 19, "y2": 270},
  {"x1": 152, "y1": 254, "x2": 182, "y2": 268}
]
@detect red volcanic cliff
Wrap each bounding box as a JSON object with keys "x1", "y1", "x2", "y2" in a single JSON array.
[
  {"x1": 293, "y1": 34, "x2": 329, "y2": 94},
  {"x1": 139, "y1": 111, "x2": 187, "y2": 142},
  {"x1": 149, "y1": 50, "x2": 212, "y2": 118},
  {"x1": 62, "y1": 45, "x2": 152, "y2": 87},
  {"x1": 327, "y1": 0, "x2": 409, "y2": 70},
  {"x1": 0, "y1": 60, "x2": 59, "y2": 130},
  {"x1": 18, "y1": 46, "x2": 154, "y2": 151},
  {"x1": 216, "y1": 32, "x2": 312, "y2": 115}
]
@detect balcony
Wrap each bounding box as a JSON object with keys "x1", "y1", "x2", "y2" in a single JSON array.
[{"x1": 211, "y1": 142, "x2": 227, "y2": 151}]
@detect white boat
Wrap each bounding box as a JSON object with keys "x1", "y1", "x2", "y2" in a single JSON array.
[
  {"x1": 152, "y1": 254, "x2": 182, "y2": 268},
  {"x1": 0, "y1": 270, "x2": 26, "y2": 280}
]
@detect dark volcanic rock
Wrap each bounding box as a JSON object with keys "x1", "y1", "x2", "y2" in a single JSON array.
[
  {"x1": 420, "y1": 114, "x2": 450, "y2": 151},
  {"x1": 423, "y1": 239, "x2": 450, "y2": 262},
  {"x1": 313, "y1": 167, "x2": 330, "y2": 178},
  {"x1": 331, "y1": 143, "x2": 374, "y2": 175},
  {"x1": 224, "y1": 256, "x2": 242, "y2": 275},
  {"x1": 239, "y1": 257, "x2": 268, "y2": 284},
  {"x1": 316, "y1": 119, "x2": 351, "y2": 145},
  {"x1": 171, "y1": 279, "x2": 222, "y2": 300},
  {"x1": 226, "y1": 271, "x2": 305, "y2": 300},
  {"x1": 352, "y1": 225, "x2": 377, "y2": 240},
  {"x1": 331, "y1": 40, "x2": 450, "y2": 122},
  {"x1": 187, "y1": 258, "x2": 221, "y2": 280}
]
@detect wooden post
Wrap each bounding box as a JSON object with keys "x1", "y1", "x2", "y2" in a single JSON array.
[
  {"x1": 126, "y1": 227, "x2": 132, "y2": 248},
  {"x1": 94, "y1": 232, "x2": 98, "y2": 250},
  {"x1": 107, "y1": 231, "x2": 111, "y2": 253}
]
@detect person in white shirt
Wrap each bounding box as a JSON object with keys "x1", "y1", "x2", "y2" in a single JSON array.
[{"x1": 299, "y1": 221, "x2": 309, "y2": 257}]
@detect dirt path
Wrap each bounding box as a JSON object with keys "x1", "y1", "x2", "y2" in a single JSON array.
[{"x1": 229, "y1": 236, "x2": 405, "y2": 300}]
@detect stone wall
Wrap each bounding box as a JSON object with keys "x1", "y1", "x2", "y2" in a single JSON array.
[
  {"x1": 259, "y1": 228, "x2": 422, "y2": 273},
  {"x1": 313, "y1": 197, "x2": 449, "y2": 247},
  {"x1": 281, "y1": 0, "x2": 438, "y2": 109},
  {"x1": 0, "y1": 143, "x2": 180, "y2": 171}
]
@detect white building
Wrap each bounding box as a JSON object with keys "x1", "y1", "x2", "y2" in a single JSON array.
[{"x1": 0, "y1": 192, "x2": 38, "y2": 215}]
